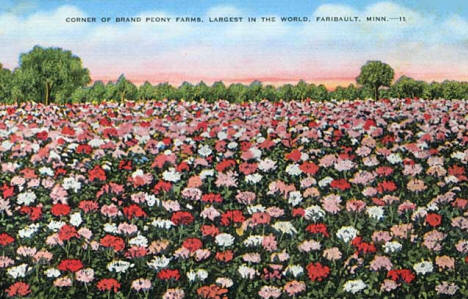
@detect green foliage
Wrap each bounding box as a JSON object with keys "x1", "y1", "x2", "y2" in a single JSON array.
[
  {"x1": 357, "y1": 60, "x2": 395, "y2": 100},
  {"x1": 0, "y1": 63, "x2": 13, "y2": 103},
  {"x1": 1, "y1": 51, "x2": 468, "y2": 104},
  {"x1": 15, "y1": 46, "x2": 90, "y2": 104},
  {"x1": 137, "y1": 81, "x2": 156, "y2": 101},
  {"x1": 440, "y1": 80, "x2": 468, "y2": 100},
  {"x1": 107, "y1": 74, "x2": 138, "y2": 102},
  {"x1": 391, "y1": 76, "x2": 425, "y2": 98}
]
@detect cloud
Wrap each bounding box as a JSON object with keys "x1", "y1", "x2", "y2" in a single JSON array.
[
  {"x1": 442, "y1": 15, "x2": 468, "y2": 39},
  {"x1": 4, "y1": 0, "x2": 37, "y2": 15},
  {"x1": 0, "y1": 2, "x2": 466, "y2": 84},
  {"x1": 206, "y1": 5, "x2": 243, "y2": 17}
]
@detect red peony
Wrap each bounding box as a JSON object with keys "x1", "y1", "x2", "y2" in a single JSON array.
[
  {"x1": 0, "y1": 233, "x2": 14, "y2": 246},
  {"x1": 351, "y1": 236, "x2": 376, "y2": 254},
  {"x1": 6, "y1": 282, "x2": 31, "y2": 297},
  {"x1": 123, "y1": 204, "x2": 147, "y2": 220},
  {"x1": 61, "y1": 126, "x2": 75, "y2": 136},
  {"x1": 118, "y1": 160, "x2": 132, "y2": 171},
  {"x1": 197, "y1": 284, "x2": 229, "y2": 299},
  {"x1": 88, "y1": 165, "x2": 106, "y2": 182},
  {"x1": 330, "y1": 179, "x2": 351, "y2": 191},
  {"x1": 239, "y1": 162, "x2": 258, "y2": 175},
  {"x1": 58, "y1": 224, "x2": 79, "y2": 241},
  {"x1": 216, "y1": 159, "x2": 236, "y2": 172},
  {"x1": 306, "y1": 262, "x2": 330, "y2": 282},
  {"x1": 79, "y1": 200, "x2": 99, "y2": 213},
  {"x1": 153, "y1": 181, "x2": 172, "y2": 194},
  {"x1": 176, "y1": 161, "x2": 190, "y2": 172},
  {"x1": 125, "y1": 246, "x2": 148, "y2": 259},
  {"x1": 97, "y1": 278, "x2": 121, "y2": 293},
  {"x1": 215, "y1": 250, "x2": 234, "y2": 262},
  {"x1": 57, "y1": 259, "x2": 83, "y2": 272},
  {"x1": 36, "y1": 131, "x2": 48, "y2": 141},
  {"x1": 201, "y1": 225, "x2": 219, "y2": 237},
  {"x1": 306, "y1": 223, "x2": 329, "y2": 237},
  {"x1": 201, "y1": 193, "x2": 223, "y2": 204},
  {"x1": 19, "y1": 206, "x2": 42, "y2": 221},
  {"x1": 100, "y1": 235, "x2": 125, "y2": 252},
  {"x1": 182, "y1": 238, "x2": 203, "y2": 252},
  {"x1": 76, "y1": 144, "x2": 92, "y2": 155},
  {"x1": 51, "y1": 203, "x2": 71, "y2": 217},
  {"x1": 157, "y1": 269, "x2": 180, "y2": 281},
  {"x1": 2, "y1": 184, "x2": 14, "y2": 199},
  {"x1": 220, "y1": 210, "x2": 245, "y2": 226},
  {"x1": 299, "y1": 162, "x2": 319, "y2": 175},
  {"x1": 171, "y1": 211, "x2": 194, "y2": 225},
  {"x1": 387, "y1": 269, "x2": 415, "y2": 284},
  {"x1": 285, "y1": 149, "x2": 302, "y2": 162},
  {"x1": 425, "y1": 213, "x2": 442, "y2": 227},
  {"x1": 292, "y1": 208, "x2": 305, "y2": 217},
  {"x1": 377, "y1": 180, "x2": 397, "y2": 193}
]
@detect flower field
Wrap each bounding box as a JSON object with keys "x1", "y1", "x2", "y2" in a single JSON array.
[{"x1": 0, "y1": 98, "x2": 467, "y2": 298}]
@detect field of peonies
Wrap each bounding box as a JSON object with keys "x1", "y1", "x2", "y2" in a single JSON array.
[{"x1": 0, "y1": 98, "x2": 467, "y2": 298}]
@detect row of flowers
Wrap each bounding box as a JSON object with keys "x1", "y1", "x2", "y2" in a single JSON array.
[{"x1": 0, "y1": 98, "x2": 467, "y2": 298}]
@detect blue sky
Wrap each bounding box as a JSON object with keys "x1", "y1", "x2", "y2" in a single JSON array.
[
  {"x1": 1, "y1": 1, "x2": 467, "y2": 87},
  {"x1": 4, "y1": 0, "x2": 467, "y2": 18}
]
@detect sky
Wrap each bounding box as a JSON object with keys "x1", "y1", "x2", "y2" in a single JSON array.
[{"x1": 0, "y1": 0, "x2": 467, "y2": 88}]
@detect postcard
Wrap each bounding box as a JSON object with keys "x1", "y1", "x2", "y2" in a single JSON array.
[{"x1": 0, "y1": 1, "x2": 466, "y2": 298}]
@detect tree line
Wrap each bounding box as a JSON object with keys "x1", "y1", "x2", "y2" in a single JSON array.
[{"x1": 0, "y1": 46, "x2": 467, "y2": 104}]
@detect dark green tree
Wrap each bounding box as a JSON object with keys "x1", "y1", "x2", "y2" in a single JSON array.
[
  {"x1": 88, "y1": 81, "x2": 107, "y2": 102},
  {"x1": 106, "y1": 75, "x2": 137, "y2": 102},
  {"x1": 441, "y1": 80, "x2": 467, "y2": 100},
  {"x1": 16, "y1": 46, "x2": 90, "y2": 104},
  {"x1": 277, "y1": 84, "x2": 294, "y2": 101},
  {"x1": 210, "y1": 81, "x2": 227, "y2": 102},
  {"x1": 261, "y1": 84, "x2": 278, "y2": 102},
  {"x1": 138, "y1": 81, "x2": 156, "y2": 101},
  {"x1": 0, "y1": 63, "x2": 13, "y2": 103},
  {"x1": 356, "y1": 61, "x2": 394, "y2": 100},
  {"x1": 391, "y1": 76, "x2": 425, "y2": 98},
  {"x1": 70, "y1": 87, "x2": 89, "y2": 103},
  {"x1": 344, "y1": 84, "x2": 359, "y2": 100},
  {"x1": 245, "y1": 81, "x2": 263, "y2": 102},
  {"x1": 194, "y1": 81, "x2": 210, "y2": 102},
  {"x1": 227, "y1": 83, "x2": 248, "y2": 103},
  {"x1": 292, "y1": 80, "x2": 308, "y2": 100}
]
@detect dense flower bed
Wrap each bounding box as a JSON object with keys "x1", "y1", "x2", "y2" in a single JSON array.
[{"x1": 0, "y1": 99, "x2": 467, "y2": 298}]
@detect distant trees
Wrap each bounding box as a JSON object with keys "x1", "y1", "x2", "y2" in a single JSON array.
[
  {"x1": 0, "y1": 49, "x2": 467, "y2": 104},
  {"x1": 356, "y1": 61, "x2": 395, "y2": 101}
]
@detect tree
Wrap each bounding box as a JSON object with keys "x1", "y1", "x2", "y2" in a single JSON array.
[
  {"x1": 261, "y1": 84, "x2": 278, "y2": 102},
  {"x1": 245, "y1": 81, "x2": 263, "y2": 102},
  {"x1": 194, "y1": 81, "x2": 210, "y2": 102},
  {"x1": 17, "y1": 46, "x2": 90, "y2": 104},
  {"x1": 0, "y1": 63, "x2": 13, "y2": 103},
  {"x1": 138, "y1": 81, "x2": 156, "y2": 101},
  {"x1": 315, "y1": 84, "x2": 329, "y2": 101},
  {"x1": 356, "y1": 61, "x2": 394, "y2": 101},
  {"x1": 344, "y1": 84, "x2": 359, "y2": 100},
  {"x1": 210, "y1": 81, "x2": 227, "y2": 102},
  {"x1": 106, "y1": 75, "x2": 137, "y2": 102},
  {"x1": 277, "y1": 84, "x2": 294, "y2": 101},
  {"x1": 88, "y1": 81, "x2": 107, "y2": 103},
  {"x1": 227, "y1": 83, "x2": 247, "y2": 103},
  {"x1": 292, "y1": 80, "x2": 308, "y2": 100},
  {"x1": 154, "y1": 82, "x2": 177, "y2": 100},
  {"x1": 70, "y1": 87, "x2": 89, "y2": 103},
  {"x1": 391, "y1": 76, "x2": 424, "y2": 98},
  {"x1": 440, "y1": 80, "x2": 467, "y2": 100}
]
